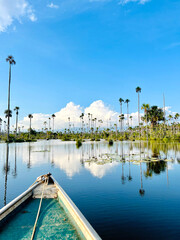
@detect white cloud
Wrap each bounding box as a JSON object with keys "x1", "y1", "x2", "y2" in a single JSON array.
[
  {"x1": 47, "y1": 3, "x2": 59, "y2": 9},
  {"x1": 119, "y1": 0, "x2": 150, "y2": 5},
  {"x1": 0, "y1": 0, "x2": 36, "y2": 32},
  {"x1": 18, "y1": 100, "x2": 179, "y2": 131},
  {"x1": 18, "y1": 100, "x2": 139, "y2": 131}
]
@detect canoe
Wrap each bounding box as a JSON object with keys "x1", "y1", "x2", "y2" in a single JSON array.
[{"x1": 0, "y1": 173, "x2": 101, "y2": 240}]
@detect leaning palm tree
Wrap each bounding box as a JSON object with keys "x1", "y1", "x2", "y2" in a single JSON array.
[
  {"x1": 6, "y1": 56, "x2": 16, "y2": 141},
  {"x1": 28, "y1": 114, "x2": 33, "y2": 138},
  {"x1": 125, "y1": 99, "x2": 130, "y2": 128},
  {"x1": 136, "y1": 86, "x2": 141, "y2": 126},
  {"x1": 14, "y1": 106, "x2": 20, "y2": 137},
  {"x1": 52, "y1": 114, "x2": 56, "y2": 132},
  {"x1": 119, "y1": 98, "x2": 124, "y2": 131}
]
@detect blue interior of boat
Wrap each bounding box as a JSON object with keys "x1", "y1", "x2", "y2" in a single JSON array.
[{"x1": 0, "y1": 198, "x2": 83, "y2": 239}]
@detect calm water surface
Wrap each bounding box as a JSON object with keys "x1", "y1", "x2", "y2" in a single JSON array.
[{"x1": 0, "y1": 140, "x2": 180, "y2": 240}]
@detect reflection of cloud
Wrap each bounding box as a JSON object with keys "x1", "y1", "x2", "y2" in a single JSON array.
[
  {"x1": 168, "y1": 164, "x2": 174, "y2": 171},
  {"x1": 21, "y1": 141, "x2": 83, "y2": 178},
  {"x1": 84, "y1": 162, "x2": 119, "y2": 178}
]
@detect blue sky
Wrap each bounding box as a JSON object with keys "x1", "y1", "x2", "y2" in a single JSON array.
[{"x1": 0, "y1": 0, "x2": 179, "y2": 126}]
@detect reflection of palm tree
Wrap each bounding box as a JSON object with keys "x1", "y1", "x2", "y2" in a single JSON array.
[
  {"x1": 128, "y1": 147, "x2": 132, "y2": 181},
  {"x1": 27, "y1": 142, "x2": 31, "y2": 168},
  {"x1": 4, "y1": 144, "x2": 9, "y2": 206},
  {"x1": 139, "y1": 161, "x2": 145, "y2": 196},
  {"x1": 12, "y1": 144, "x2": 17, "y2": 177},
  {"x1": 121, "y1": 142, "x2": 126, "y2": 184},
  {"x1": 121, "y1": 162, "x2": 125, "y2": 184},
  {"x1": 139, "y1": 141, "x2": 145, "y2": 196}
]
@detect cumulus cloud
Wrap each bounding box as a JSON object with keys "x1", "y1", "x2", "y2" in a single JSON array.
[
  {"x1": 18, "y1": 100, "x2": 138, "y2": 131},
  {"x1": 47, "y1": 3, "x2": 59, "y2": 9},
  {"x1": 18, "y1": 100, "x2": 178, "y2": 131},
  {"x1": 0, "y1": 0, "x2": 36, "y2": 32},
  {"x1": 119, "y1": 0, "x2": 150, "y2": 5}
]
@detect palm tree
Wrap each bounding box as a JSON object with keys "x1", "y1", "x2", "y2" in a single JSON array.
[
  {"x1": 52, "y1": 114, "x2": 56, "y2": 132},
  {"x1": 6, "y1": 56, "x2": 16, "y2": 141},
  {"x1": 0, "y1": 118, "x2": 2, "y2": 134},
  {"x1": 44, "y1": 121, "x2": 47, "y2": 131},
  {"x1": 88, "y1": 113, "x2": 91, "y2": 131},
  {"x1": 48, "y1": 117, "x2": 51, "y2": 131},
  {"x1": 5, "y1": 110, "x2": 12, "y2": 136},
  {"x1": 125, "y1": 99, "x2": 130, "y2": 127},
  {"x1": 68, "y1": 117, "x2": 71, "y2": 132},
  {"x1": 129, "y1": 116, "x2": 133, "y2": 127},
  {"x1": 28, "y1": 114, "x2": 33, "y2": 138},
  {"x1": 14, "y1": 106, "x2": 19, "y2": 137},
  {"x1": 141, "y1": 103, "x2": 150, "y2": 139},
  {"x1": 80, "y1": 113, "x2": 84, "y2": 133},
  {"x1": 119, "y1": 98, "x2": 124, "y2": 131},
  {"x1": 4, "y1": 121, "x2": 6, "y2": 133},
  {"x1": 136, "y1": 86, "x2": 141, "y2": 126}
]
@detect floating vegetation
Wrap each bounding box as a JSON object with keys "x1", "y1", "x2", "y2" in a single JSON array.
[
  {"x1": 32, "y1": 150, "x2": 50, "y2": 152},
  {"x1": 84, "y1": 152, "x2": 174, "y2": 165}
]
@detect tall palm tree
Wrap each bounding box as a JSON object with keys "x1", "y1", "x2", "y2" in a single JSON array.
[
  {"x1": 28, "y1": 114, "x2": 33, "y2": 138},
  {"x1": 125, "y1": 99, "x2": 130, "y2": 128},
  {"x1": 119, "y1": 98, "x2": 124, "y2": 131},
  {"x1": 141, "y1": 103, "x2": 150, "y2": 139},
  {"x1": 52, "y1": 114, "x2": 56, "y2": 132},
  {"x1": 6, "y1": 56, "x2": 16, "y2": 141},
  {"x1": 14, "y1": 106, "x2": 20, "y2": 137},
  {"x1": 48, "y1": 117, "x2": 51, "y2": 131},
  {"x1": 68, "y1": 117, "x2": 71, "y2": 132},
  {"x1": 136, "y1": 86, "x2": 141, "y2": 126},
  {"x1": 80, "y1": 113, "x2": 84, "y2": 133}
]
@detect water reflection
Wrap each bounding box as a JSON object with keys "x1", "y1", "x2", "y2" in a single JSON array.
[
  {"x1": 4, "y1": 144, "x2": 9, "y2": 206},
  {"x1": 0, "y1": 140, "x2": 180, "y2": 207},
  {"x1": 1, "y1": 140, "x2": 180, "y2": 240}
]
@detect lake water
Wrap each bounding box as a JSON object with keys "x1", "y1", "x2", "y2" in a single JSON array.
[{"x1": 0, "y1": 140, "x2": 180, "y2": 240}]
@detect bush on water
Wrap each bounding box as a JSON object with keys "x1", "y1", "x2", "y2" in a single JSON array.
[{"x1": 76, "y1": 139, "x2": 82, "y2": 148}]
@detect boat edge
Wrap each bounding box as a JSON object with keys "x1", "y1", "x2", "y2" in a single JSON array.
[{"x1": 51, "y1": 176, "x2": 102, "y2": 240}]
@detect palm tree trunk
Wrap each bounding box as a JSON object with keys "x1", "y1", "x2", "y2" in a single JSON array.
[
  {"x1": 138, "y1": 93, "x2": 140, "y2": 125},
  {"x1": 127, "y1": 103, "x2": 129, "y2": 128},
  {"x1": 120, "y1": 103, "x2": 122, "y2": 132},
  {"x1": 29, "y1": 118, "x2": 31, "y2": 138},
  {"x1": 53, "y1": 118, "x2": 54, "y2": 132},
  {"x1": 7, "y1": 64, "x2": 11, "y2": 141},
  {"x1": 15, "y1": 113, "x2": 18, "y2": 137}
]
